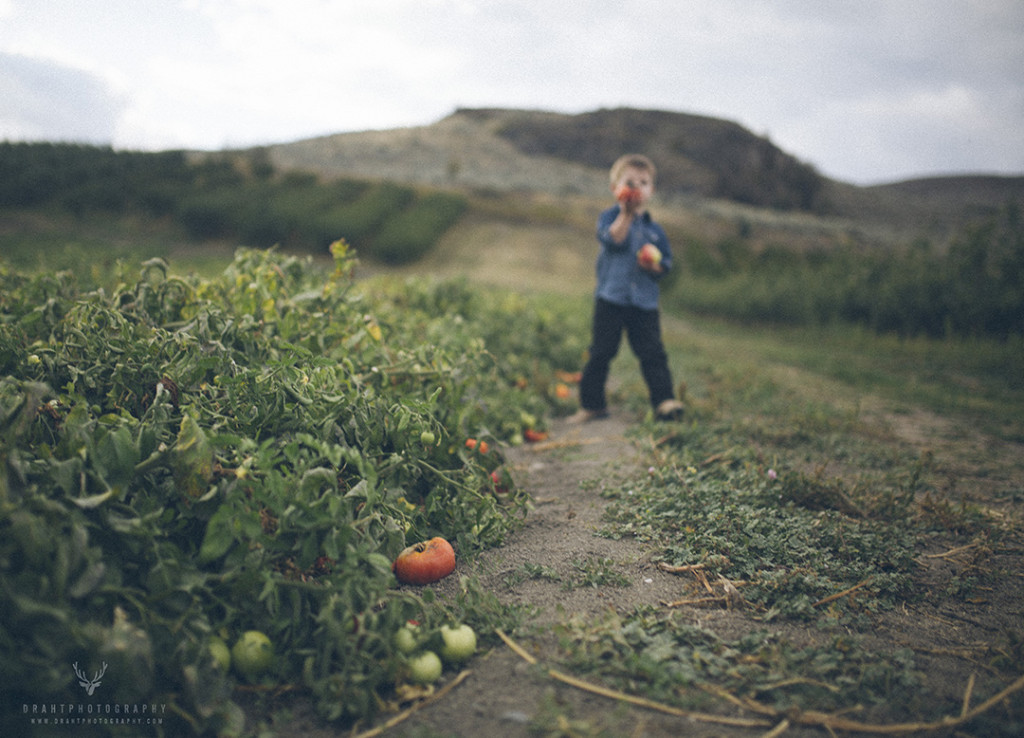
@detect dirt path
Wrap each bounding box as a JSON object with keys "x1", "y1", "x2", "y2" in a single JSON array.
[
  {"x1": 370, "y1": 394, "x2": 1024, "y2": 738},
  {"x1": 379, "y1": 412, "x2": 823, "y2": 738}
]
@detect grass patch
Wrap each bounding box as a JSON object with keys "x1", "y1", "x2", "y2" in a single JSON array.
[{"x1": 537, "y1": 305, "x2": 1024, "y2": 729}]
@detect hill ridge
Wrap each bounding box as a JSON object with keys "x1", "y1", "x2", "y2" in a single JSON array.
[{"x1": 266, "y1": 106, "x2": 1024, "y2": 233}]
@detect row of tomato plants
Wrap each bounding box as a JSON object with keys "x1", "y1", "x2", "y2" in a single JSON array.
[{"x1": 0, "y1": 242, "x2": 586, "y2": 733}]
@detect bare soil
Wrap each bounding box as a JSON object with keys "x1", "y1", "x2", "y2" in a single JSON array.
[{"x1": 382, "y1": 410, "x2": 797, "y2": 738}]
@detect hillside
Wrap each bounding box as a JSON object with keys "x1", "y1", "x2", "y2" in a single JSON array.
[
  {"x1": 266, "y1": 107, "x2": 1024, "y2": 238},
  {"x1": 267, "y1": 107, "x2": 820, "y2": 209}
]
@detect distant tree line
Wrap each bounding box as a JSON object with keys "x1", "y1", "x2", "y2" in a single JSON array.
[
  {"x1": 669, "y1": 202, "x2": 1024, "y2": 340},
  {"x1": 0, "y1": 142, "x2": 466, "y2": 264}
]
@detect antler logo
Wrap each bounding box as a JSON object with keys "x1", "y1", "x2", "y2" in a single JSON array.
[{"x1": 72, "y1": 661, "x2": 108, "y2": 696}]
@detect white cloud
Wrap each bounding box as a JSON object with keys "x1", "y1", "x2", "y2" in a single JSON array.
[
  {"x1": 0, "y1": 52, "x2": 123, "y2": 143},
  {"x1": 0, "y1": 0, "x2": 1021, "y2": 181}
]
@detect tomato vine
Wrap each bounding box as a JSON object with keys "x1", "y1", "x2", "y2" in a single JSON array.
[{"x1": 0, "y1": 242, "x2": 586, "y2": 732}]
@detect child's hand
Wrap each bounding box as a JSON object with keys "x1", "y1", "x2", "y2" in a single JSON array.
[
  {"x1": 615, "y1": 184, "x2": 644, "y2": 214},
  {"x1": 637, "y1": 243, "x2": 663, "y2": 273}
]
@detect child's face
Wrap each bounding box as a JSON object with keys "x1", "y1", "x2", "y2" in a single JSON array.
[{"x1": 612, "y1": 166, "x2": 654, "y2": 207}]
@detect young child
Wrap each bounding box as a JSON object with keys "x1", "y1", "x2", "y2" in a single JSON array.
[{"x1": 569, "y1": 154, "x2": 684, "y2": 423}]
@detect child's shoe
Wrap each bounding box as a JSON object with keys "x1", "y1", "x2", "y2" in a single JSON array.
[
  {"x1": 566, "y1": 408, "x2": 610, "y2": 424},
  {"x1": 655, "y1": 399, "x2": 684, "y2": 421}
]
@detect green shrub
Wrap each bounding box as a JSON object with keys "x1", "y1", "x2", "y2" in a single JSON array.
[
  {"x1": 1, "y1": 144, "x2": 465, "y2": 262},
  {"x1": 318, "y1": 181, "x2": 415, "y2": 246},
  {"x1": 372, "y1": 192, "x2": 468, "y2": 264},
  {"x1": 672, "y1": 203, "x2": 1024, "y2": 339}
]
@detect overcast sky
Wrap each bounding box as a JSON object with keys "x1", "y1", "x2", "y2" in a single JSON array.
[{"x1": 1, "y1": 0, "x2": 1022, "y2": 185}]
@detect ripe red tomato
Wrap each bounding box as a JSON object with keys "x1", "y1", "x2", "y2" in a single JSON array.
[
  {"x1": 615, "y1": 185, "x2": 643, "y2": 207},
  {"x1": 465, "y1": 438, "x2": 489, "y2": 454},
  {"x1": 490, "y1": 467, "x2": 514, "y2": 495},
  {"x1": 392, "y1": 537, "x2": 456, "y2": 585},
  {"x1": 523, "y1": 428, "x2": 548, "y2": 443},
  {"x1": 637, "y1": 243, "x2": 662, "y2": 270}
]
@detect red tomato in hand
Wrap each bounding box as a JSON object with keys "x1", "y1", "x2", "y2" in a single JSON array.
[
  {"x1": 392, "y1": 537, "x2": 456, "y2": 585},
  {"x1": 615, "y1": 185, "x2": 643, "y2": 207}
]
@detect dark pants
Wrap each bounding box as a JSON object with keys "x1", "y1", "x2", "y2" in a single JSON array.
[{"x1": 579, "y1": 298, "x2": 674, "y2": 411}]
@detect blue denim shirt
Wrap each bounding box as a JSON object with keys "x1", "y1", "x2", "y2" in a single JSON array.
[{"x1": 594, "y1": 205, "x2": 672, "y2": 310}]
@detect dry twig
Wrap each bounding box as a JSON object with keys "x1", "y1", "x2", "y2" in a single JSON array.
[
  {"x1": 813, "y1": 578, "x2": 872, "y2": 607},
  {"x1": 657, "y1": 562, "x2": 706, "y2": 574},
  {"x1": 923, "y1": 542, "x2": 981, "y2": 560},
  {"x1": 760, "y1": 718, "x2": 791, "y2": 738},
  {"x1": 496, "y1": 627, "x2": 537, "y2": 664},
  {"x1": 547, "y1": 668, "x2": 770, "y2": 728},
  {"x1": 353, "y1": 670, "x2": 472, "y2": 738},
  {"x1": 664, "y1": 595, "x2": 730, "y2": 608},
  {"x1": 961, "y1": 672, "x2": 976, "y2": 718}
]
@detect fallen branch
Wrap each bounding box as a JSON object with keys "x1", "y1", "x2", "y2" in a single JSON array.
[
  {"x1": 923, "y1": 542, "x2": 981, "y2": 560},
  {"x1": 657, "y1": 562, "x2": 716, "y2": 594},
  {"x1": 547, "y1": 668, "x2": 770, "y2": 729},
  {"x1": 760, "y1": 718, "x2": 791, "y2": 738},
  {"x1": 657, "y1": 562, "x2": 706, "y2": 574},
  {"x1": 353, "y1": 670, "x2": 472, "y2": 738},
  {"x1": 664, "y1": 595, "x2": 730, "y2": 608},
  {"x1": 961, "y1": 672, "x2": 976, "y2": 718},
  {"x1": 498, "y1": 629, "x2": 770, "y2": 729},
  {"x1": 755, "y1": 677, "x2": 840, "y2": 695},
  {"x1": 497, "y1": 629, "x2": 1024, "y2": 736},
  {"x1": 496, "y1": 628, "x2": 537, "y2": 665},
  {"x1": 813, "y1": 578, "x2": 871, "y2": 607}
]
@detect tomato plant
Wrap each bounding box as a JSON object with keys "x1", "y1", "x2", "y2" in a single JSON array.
[{"x1": 0, "y1": 242, "x2": 587, "y2": 731}]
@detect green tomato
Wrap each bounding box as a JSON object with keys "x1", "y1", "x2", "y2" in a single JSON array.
[
  {"x1": 231, "y1": 630, "x2": 273, "y2": 681},
  {"x1": 439, "y1": 624, "x2": 477, "y2": 664},
  {"x1": 408, "y1": 650, "x2": 442, "y2": 684},
  {"x1": 208, "y1": 636, "x2": 231, "y2": 672},
  {"x1": 420, "y1": 430, "x2": 436, "y2": 446},
  {"x1": 393, "y1": 623, "x2": 420, "y2": 655}
]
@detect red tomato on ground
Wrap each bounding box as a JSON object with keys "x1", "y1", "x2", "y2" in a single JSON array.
[
  {"x1": 523, "y1": 428, "x2": 549, "y2": 443},
  {"x1": 392, "y1": 537, "x2": 456, "y2": 585}
]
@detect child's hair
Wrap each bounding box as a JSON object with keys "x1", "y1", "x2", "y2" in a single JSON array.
[{"x1": 610, "y1": 154, "x2": 657, "y2": 185}]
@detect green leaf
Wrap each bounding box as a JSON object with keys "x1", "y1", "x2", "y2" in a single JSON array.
[
  {"x1": 172, "y1": 413, "x2": 214, "y2": 497},
  {"x1": 198, "y1": 505, "x2": 237, "y2": 563},
  {"x1": 93, "y1": 425, "x2": 140, "y2": 484}
]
